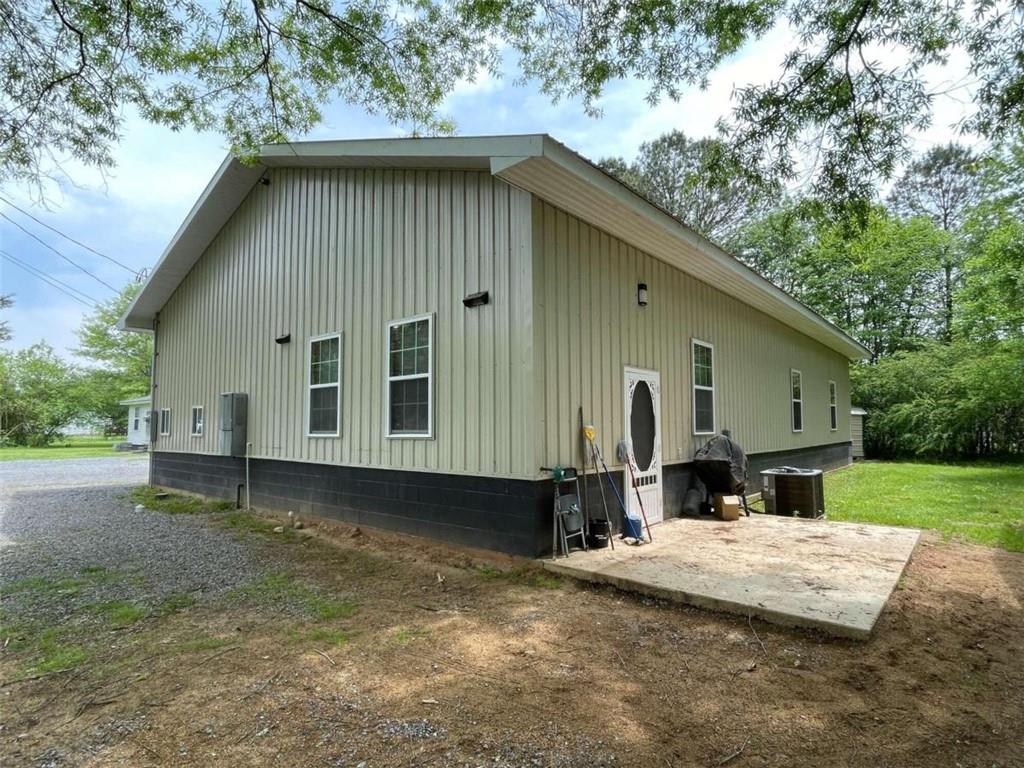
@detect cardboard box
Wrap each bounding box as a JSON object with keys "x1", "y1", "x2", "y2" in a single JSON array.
[{"x1": 714, "y1": 494, "x2": 741, "y2": 521}]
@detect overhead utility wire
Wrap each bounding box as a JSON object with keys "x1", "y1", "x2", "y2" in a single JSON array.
[
  {"x1": 0, "y1": 211, "x2": 120, "y2": 292},
  {"x1": 0, "y1": 250, "x2": 96, "y2": 308},
  {"x1": 0, "y1": 193, "x2": 138, "y2": 275},
  {"x1": 0, "y1": 248, "x2": 101, "y2": 304}
]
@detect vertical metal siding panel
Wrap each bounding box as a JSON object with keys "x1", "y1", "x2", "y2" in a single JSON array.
[
  {"x1": 478, "y1": 173, "x2": 495, "y2": 474},
  {"x1": 530, "y1": 201, "x2": 854, "y2": 474},
  {"x1": 424, "y1": 171, "x2": 440, "y2": 470},
  {"x1": 153, "y1": 172, "x2": 600, "y2": 480}
]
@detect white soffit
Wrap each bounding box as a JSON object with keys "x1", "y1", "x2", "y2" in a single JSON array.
[{"x1": 493, "y1": 139, "x2": 869, "y2": 361}]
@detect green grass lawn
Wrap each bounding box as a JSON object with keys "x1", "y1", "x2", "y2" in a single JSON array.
[
  {"x1": 825, "y1": 461, "x2": 1024, "y2": 552},
  {"x1": 0, "y1": 435, "x2": 138, "y2": 461}
]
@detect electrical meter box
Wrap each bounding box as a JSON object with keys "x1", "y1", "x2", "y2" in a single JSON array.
[{"x1": 219, "y1": 392, "x2": 248, "y2": 457}]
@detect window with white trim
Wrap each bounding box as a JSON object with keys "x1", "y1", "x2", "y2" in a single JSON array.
[
  {"x1": 308, "y1": 334, "x2": 341, "y2": 436},
  {"x1": 828, "y1": 380, "x2": 838, "y2": 431},
  {"x1": 791, "y1": 370, "x2": 803, "y2": 432},
  {"x1": 387, "y1": 314, "x2": 432, "y2": 437},
  {"x1": 691, "y1": 340, "x2": 715, "y2": 435},
  {"x1": 132, "y1": 408, "x2": 140, "y2": 431},
  {"x1": 191, "y1": 405, "x2": 204, "y2": 437},
  {"x1": 159, "y1": 408, "x2": 171, "y2": 436}
]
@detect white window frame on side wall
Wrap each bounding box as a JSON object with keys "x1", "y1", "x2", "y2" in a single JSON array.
[
  {"x1": 828, "y1": 380, "x2": 838, "y2": 432},
  {"x1": 385, "y1": 313, "x2": 434, "y2": 439},
  {"x1": 159, "y1": 408, "x2": 171, "y2": 436},
  {"x1": 190, "y1": 405, "x2": 204, "y2": 437},
  {"x1": 691, "y1": 338, "x2": 715, "y2": 436},
  {"x1": 306, "y1": 332, "x2": 342, "y2": 438},
  {"x1": 791, "y1": 369, "x2": 804, "y2": 433}
]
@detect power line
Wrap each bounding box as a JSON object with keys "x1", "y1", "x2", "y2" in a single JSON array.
[
  {"x1": 0, "y1": 211, "x2": 120, "y2": 293},
  {"x1": 0, "y1": 250, "x2": 96, "y2": 308},
  {"x1": 0, "y1": 248, "x2": 101, "y2": 304},
  {"x1": 0, "y1": 193, "x2": 139, "y2": 276}
]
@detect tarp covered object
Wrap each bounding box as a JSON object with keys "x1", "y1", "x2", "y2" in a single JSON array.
[{"x1": 693, "y1": 433, "x2": 749, "y2": 495}]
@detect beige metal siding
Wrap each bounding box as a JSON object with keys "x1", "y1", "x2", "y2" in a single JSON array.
[
  {"x1": 153, "y1": 169, "x2": 535, "y2": 478},
  {"x1": 532, "y1": 199, "x2": 852, "y2": 474},
  {"x1": 851, "y1": 414, "x2": 865, "y2": 458}
]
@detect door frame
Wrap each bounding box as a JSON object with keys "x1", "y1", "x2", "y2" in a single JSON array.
[{"x1": 623, "y1": 366, "x2": 663, "y2": 525}]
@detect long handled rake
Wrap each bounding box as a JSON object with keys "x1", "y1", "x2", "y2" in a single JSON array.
[{"x1": 584, "y1": 425, "x2": 630, "y2": 546}]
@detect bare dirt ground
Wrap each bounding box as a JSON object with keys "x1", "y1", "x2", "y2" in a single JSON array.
[{"x1": 2, "y1": 475, "x2": 1022, "y2": 767}]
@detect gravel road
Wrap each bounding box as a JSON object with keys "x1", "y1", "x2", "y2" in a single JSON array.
[{"x1": 0, "y1": 456, "x2": 271, "y2": 622}]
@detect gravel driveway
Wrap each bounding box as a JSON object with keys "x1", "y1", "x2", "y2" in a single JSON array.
[{"x1": 0, "y1": 456, "x2": 272, "y2": 622}]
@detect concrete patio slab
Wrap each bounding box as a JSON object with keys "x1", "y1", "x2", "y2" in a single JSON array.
[{"x1": 544, "y1": 515, "x2": 920, "y2": 639}]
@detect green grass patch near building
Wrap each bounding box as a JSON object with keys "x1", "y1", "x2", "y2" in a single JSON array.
[
  {"x1": 131, "y1": 486, "x2": 234, "y2": 515},
  {"x1": 0, "y1": 435, "x2": 139, "y2": 461},
  {"x1": 825, "y1": 461, "x2": 1024, "y2": 552}
]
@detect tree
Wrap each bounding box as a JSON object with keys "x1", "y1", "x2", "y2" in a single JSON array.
[
  {"x1": 74, "y1": 283, "x2": 152, "y2": 432},
  {"x1": 0, "y1": 0, "x2": 489, "y2": 191},
  {"x1": 0, "y1": 293, "x2": 12, "y2": 343},
  {"x1": 889, "y1": 143, "x2": 980, "y2": 340},
  {"x1": 0, "y1": 342, "x2": 82, "y2": 445},
  {"x1": 733, "y1": 203, "x2": 950, "y2": 360},
  {"x1": 957, "y1": 212, "x2": 1024, "y2": 343},
  {"x1": 3, "y1": 0, "x2": 1022, "y2": 202},
  {"x1": 600, "y1": 130, "x2": 774, "y2": 247}
]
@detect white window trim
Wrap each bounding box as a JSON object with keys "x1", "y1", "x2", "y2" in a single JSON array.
[
  {"x1": 691, "y1": 338, "x2": 715, "y2": 436},
  {"x1": 828, "y1": 380, "x2": 838, "y2": 432},
  {"x1": 385, "y1": 312, "x2": 434, "y2": 439},
  {"x1": 190, "y1": 405, "x2": 204, "y2": 437},
  {"x1": 159, "y1": 408, "x2": 171, "y2": 436},
  {"x1": 791, "y1": 369, "x2": 804, "y2": 433},
  {"x1": 306, "y1": 332, "x2": 342, "y2": 438}
]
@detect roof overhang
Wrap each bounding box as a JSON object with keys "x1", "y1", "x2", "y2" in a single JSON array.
[
  {"x1": 119, "y1": 395, "x2": 152, "y2": 406},
  {"x1": 120, "y1": 134, "x2": 868, "y2": 360}
]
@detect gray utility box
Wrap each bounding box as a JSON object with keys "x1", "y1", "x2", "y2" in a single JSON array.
[
  {"x1": 760, "y1": 467, "x2": 825, "y2": 518},
  {"x1": 219, "y1": 392, "x2": 248, "y2": 457}
]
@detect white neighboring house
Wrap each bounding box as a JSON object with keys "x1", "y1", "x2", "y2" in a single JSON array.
[{"x1": 121, "y1": 395, "x2": 152, "y2": 447}]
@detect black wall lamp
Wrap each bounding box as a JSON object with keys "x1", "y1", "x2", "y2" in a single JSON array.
[
  {"x1": 275, "y1": 333, "x2": 291, "y2": 344},
  {"x1": 463, "y1": 290, "x2": 489, "y2": 308},
  {"x1": 637, "y1": 282, "x2": 649, "y2": 307}
]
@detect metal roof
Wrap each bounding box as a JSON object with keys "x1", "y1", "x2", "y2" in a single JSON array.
[{"x1": 119, "y1": 134, "x2": 869, "y2": 360}]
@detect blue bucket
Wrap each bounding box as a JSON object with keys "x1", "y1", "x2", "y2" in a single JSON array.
[{"x1": 623, "y1": 514, "x2": 643, "y2": 539}]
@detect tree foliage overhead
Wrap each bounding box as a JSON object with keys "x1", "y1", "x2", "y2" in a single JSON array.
[
  {"x1": 2, "y1": 0, "x2": 1023, "y2": 199},
  {"x1": 599, "y1": 130, "x2": 774, "y2": 248},
  {"x1": 0, "y1": 0, "x2": 491, "y2": 188}
]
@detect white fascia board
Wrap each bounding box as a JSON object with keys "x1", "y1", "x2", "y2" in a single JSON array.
[
  {"x1": 492, "y1": 137, "x2": 870, "y2": 361},
  {"x1": 259, "y1": 134, "x2": 546, "y2": 169}
]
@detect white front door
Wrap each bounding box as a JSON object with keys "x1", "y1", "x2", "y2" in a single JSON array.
[{"x1": 623, "y1": 367, "x2": 663, "y2": 525}]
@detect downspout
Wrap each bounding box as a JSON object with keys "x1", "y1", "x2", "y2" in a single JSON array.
[{"x1": 148, "y1": 314, "x2": 158, "y2": 487}]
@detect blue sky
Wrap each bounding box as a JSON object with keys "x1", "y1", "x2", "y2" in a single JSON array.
[{"x1": 0, "y1": 28, "x2": 979, "y2": 359}]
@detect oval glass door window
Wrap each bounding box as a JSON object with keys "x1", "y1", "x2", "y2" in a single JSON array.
[{"x1": 630, "y1": 380, "x2": 656, "y2": 471}]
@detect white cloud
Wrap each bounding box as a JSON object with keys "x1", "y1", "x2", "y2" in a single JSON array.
[{"x1": 2, "y1": 300, "x2": 84, "y2": 355}]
